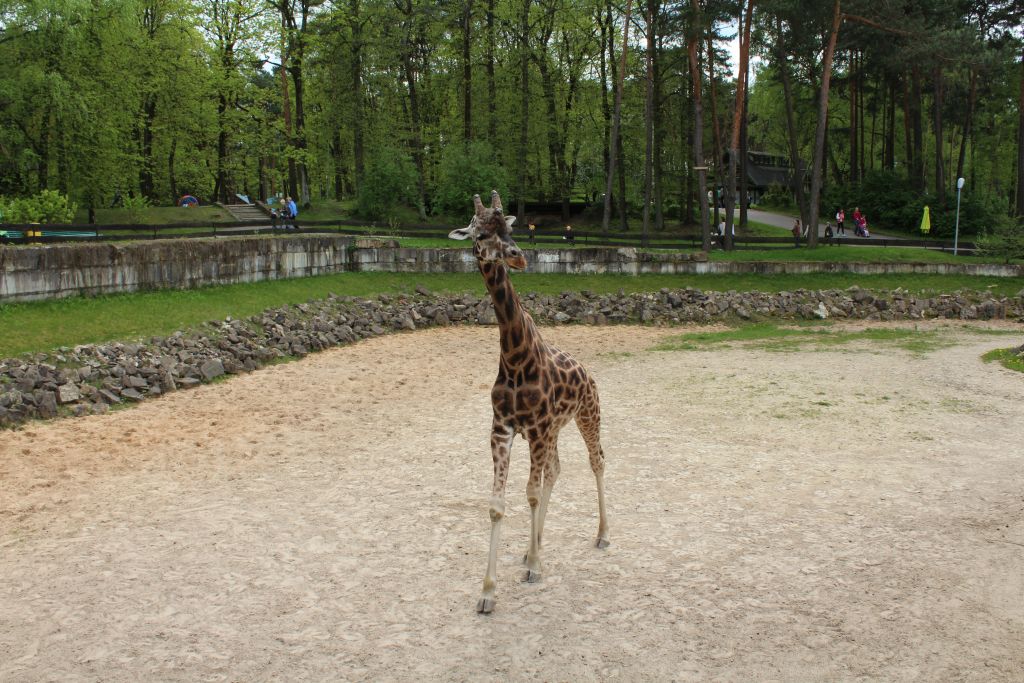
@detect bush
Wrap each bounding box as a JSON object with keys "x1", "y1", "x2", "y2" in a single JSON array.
[
  {"x1": 121, "y1": 195, "x2": 151, "y2": 225},
  {"x1": 355, "y1": 148, "x2": 418, "y2": 221},
  {"x1": 0, "y1": 190, "x2": 78, "y2": 224},
  {"x1": 975, "y1": 215, "x2": 1024, "y2": 264},
  {"x1": 432, "y1": 142, "x2": 512, "y2": 217}
]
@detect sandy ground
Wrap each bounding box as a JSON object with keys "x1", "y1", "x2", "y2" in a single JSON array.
[{"x1": 1, "y1": 321, "x2": 1022, "y2": 682}]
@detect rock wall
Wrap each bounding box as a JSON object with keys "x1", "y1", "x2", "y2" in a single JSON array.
[
  {"x1": 3, "y1": 237, "x2": 1021, "y2": 302},
  {"x1": 2, "y1": 286, "x2": 1022, "y2": 428}
]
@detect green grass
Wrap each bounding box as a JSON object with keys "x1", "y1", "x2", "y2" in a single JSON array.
[
  {"x1": 653, "y1": 322, "x2": 953, "y2": 355},
  {"x1": 74, "y1": 206, "x2": 233, "y2": 225},
  {"x1": 981, "y1": 346, "x2": 1024, "y2": 373},
  {"x1": 740, "y1": 219, "x2": 791, "y2": 237},
  {"x1": 2, "y1": 271, "x2": 1022, "y2": 358}
]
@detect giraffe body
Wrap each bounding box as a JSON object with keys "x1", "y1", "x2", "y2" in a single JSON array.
[{"x1": 450, "y1": 191, "x2": 609, "y2": 614}]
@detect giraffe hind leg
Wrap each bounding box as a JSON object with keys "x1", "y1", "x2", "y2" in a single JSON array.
[{"x1": 576, "y1": 394, "x2": 610, "y2": 549}]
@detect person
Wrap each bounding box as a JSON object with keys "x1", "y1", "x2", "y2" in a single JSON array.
[
  {"x1": 270, "y1": 207, "x2": 279, "y2": 230},
  {"x1": 792, "y1": 219, "x2": 802, "y2": 247},
  {"x1": 286, "y1": 196, "x2": 299, "y2": 230},
  {"x1": 824, "y1": 221, "x2": 834, "y2": 245},
  {"x1": 528, "y1": 223, "x2": 536, "y2": 243},
  {"x1": 836, "y1": 208, "x2": 846, "y2": 235},
  {"x1": 563, "y1": 224, "x2": 574, "y2": 244}
]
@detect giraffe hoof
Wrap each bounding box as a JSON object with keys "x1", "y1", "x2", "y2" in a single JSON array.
[
  {"x1": 523, "y1": 569, "x2": 542, "y2": 583},
  {"x1": 596, "y1": 538, "x2": 610, "y2": 549},
  {"x1": 476, "y1": 598, "x2": 495, "y2": 614}
]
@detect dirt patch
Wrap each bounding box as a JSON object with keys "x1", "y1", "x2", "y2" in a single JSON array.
[{"x1": 1, "y1": 321, "x2": 1022, "y2": 681}]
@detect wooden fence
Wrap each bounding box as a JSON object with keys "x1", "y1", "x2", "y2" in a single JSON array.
[{"x1": 0, "y1": 219, "x2": 975, "y2": 252}]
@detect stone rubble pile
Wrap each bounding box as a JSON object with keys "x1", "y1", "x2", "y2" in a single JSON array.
[{"x1": 2, "y1": 285, "x2": 1021, "y2": 428}]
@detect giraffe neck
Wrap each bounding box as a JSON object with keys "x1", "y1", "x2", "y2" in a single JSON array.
[{"x1": 479, "y1": 260, "x2": 541, "y2": 358}]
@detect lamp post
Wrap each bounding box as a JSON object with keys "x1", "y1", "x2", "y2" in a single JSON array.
[{"x1": 954, "y1": 177, "x2": 964, "y2": 256}]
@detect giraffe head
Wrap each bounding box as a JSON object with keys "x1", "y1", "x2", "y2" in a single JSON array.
[{"x1": 448, "y1": 190, "x2": 527, "y2": 270}]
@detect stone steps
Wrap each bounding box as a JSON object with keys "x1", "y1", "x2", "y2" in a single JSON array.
[{"x1": 224, "y1": 204, "x2": 268, "y2": 222}]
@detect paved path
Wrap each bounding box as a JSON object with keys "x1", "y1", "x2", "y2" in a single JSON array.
[{"x1": 739, "y1": 208, "x2": 905, "y2": 240}]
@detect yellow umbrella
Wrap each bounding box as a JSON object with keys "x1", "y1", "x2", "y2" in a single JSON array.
[{"x1": 920, "y1": 205, "x2": 931, "y2": 234}]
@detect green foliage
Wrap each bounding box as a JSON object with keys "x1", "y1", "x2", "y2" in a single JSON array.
[
  {"x1": 975, "y1": 216, "x2": 1024, "y2": 264},
  {"x1": 0, "y1": 190, "x2": 77, "y2": 224},
  {"x1": 121, "y1": 195, "x2": 152, "y2": 225},
  {"x1": 432, "y1": 142, "x2": 512, "y2": 216},
  {"x1": 355, "y1": 148, "x2": 418, "y2": 221},
  {"x1": 759, "y1": 183, "x2": 794, "y2": 209}
]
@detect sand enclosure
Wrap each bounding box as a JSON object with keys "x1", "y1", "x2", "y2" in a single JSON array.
[{"x1": 1, "y1": 321, "x2": 1022, "y2": 681}]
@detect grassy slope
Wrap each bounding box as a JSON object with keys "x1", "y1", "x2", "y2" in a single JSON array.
[{"x1": 2, "y1": 270, "x2": 1023, "y2": 358}]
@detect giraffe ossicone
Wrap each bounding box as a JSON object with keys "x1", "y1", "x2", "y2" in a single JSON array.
[{"x1": 451, "y1": 190, "x2": 610, "y2": 615}]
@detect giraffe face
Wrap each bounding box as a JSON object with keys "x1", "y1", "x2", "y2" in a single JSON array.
[{"x1": 448, "y1": 191, "x2": 528, "y2": 270}]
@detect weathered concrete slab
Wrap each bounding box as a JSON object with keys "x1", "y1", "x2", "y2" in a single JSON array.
[{"x1": 2, "y1": 236, "x2": 1021, "y2": 302}]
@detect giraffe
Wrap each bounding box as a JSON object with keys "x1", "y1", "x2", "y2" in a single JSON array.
[{"x1": 449, "y1": 190, "x2": 610, "y2": 614}]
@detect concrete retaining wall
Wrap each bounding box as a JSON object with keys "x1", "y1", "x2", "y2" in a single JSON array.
[
  {"x1": 0, "y1": 236, "x2": 353, "y2": 301},
  {"x1": 2, "y1": 237, "x2": 1022, "y2": 302}
]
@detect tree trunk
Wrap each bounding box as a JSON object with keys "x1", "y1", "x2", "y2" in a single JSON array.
[
  {"x1": 706, "y1": 34, "x2": 723, "y2": 228},
  {"x1": 516, "y1": 0, "x2": 529, "y2": 225},
  {"x1": 739, "y1": 64, "x2": 749, "y2": 227},
  {"x1": 215, "y1": 92, "x2": 230, "y2": 203},
  {"x1": 653, "y1": 28, "x2": 665, "y2": 232},
  {"x1": 641, "y1": 0, "x2": 655, "y2": 245},
  {"x1": 280, "y1": 14, "x2": 298, "y2": 201},
  {"x1": 486, "y1": 0, "x2": 497, "y2": 141},
  {"x1": 462, "y1": 0, "x2": 473, "y2": 142},
  {"x1": 933, "y1": 65, "x2": 945, "y2": 203},
  {"x1": 885, "y1": 77, "x2": 895, "y2": 170},
  {"x1": 292, "y1": 61, "x2": 310, "y2": 206},
  {"x1": 350, "y1": 0, "x2": 365, "y2": 190},
  {"x1": 682, "y1": 69, "x2": 694, "y2": 226},
  {"x1": 849, "y1": 50, "x2": 858, "y2": 184},
  {"x1": 168, "y1": 138, "x2": 177, "y2": 203},
  {"x1": 688, "y1": 0, "x2": 711, "y2": 251},
  {"x1": 902, "y1": 74, "x2": 913, "y2": 177},
  {"x1": 722, "y1": 0, "x2": 752, "y2": 251},
  {"x1": 956, "y1": 68, "x2": 976, "y2": 184},
  {"x1": 1017, "y1": 53, "x2": 1024, "y2": 216},
  {"x1": 332, "y1": 128, "x2": 344, "y2": 200},
  {"x1": 911, "y1": 66, "x2": 924, "y2": 192},
  {"x1": 599, "y1": 6, "x2": 611, "y2": 223},
  {"x1": 401, "y1": 48, "x2": 427, "y2": 220},
  {"x1": 140, "y1": 95, "x2": 157, "y2": 200},
  {"x1": 602, "y1": 0, "x2": 633, "y2": 233},
  {"x1": 858, "y1": 54, "x2": 865, "y2": 179},
  {"x1": 808, "y1": 0, "x2": 842, "y2": 249}
]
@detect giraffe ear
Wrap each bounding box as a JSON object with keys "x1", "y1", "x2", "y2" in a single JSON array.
[
  {"x1": 504, "y1": 215, "x2": 516, "y2": 232},
  {"x1": 448, "y1": 225, "x2": 474, "y2": 240}
]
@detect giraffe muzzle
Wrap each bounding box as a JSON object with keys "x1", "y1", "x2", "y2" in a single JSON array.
[{"x1": 505, "y1": 253, "x2": 528, "y2": 270}]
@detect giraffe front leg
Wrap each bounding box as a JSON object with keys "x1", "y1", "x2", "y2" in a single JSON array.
[{"x1": 478, "y1": 422, "x2": 513, "y2": 614}]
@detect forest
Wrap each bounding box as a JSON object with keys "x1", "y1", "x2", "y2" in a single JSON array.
[{"x1": 1, "y1": 0, "x2": 1022, "y2": 248}]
